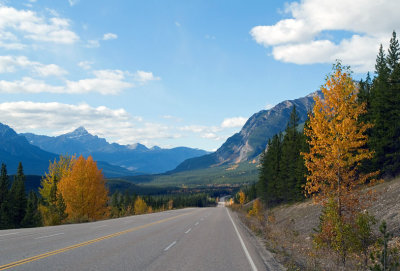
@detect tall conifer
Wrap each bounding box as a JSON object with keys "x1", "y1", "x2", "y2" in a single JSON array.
[
  {"x1": 10, "y1": 162, "x2": 27, "y2": 227},
  {"x1": 0, "y1": 163, "x2": 12, "y2": 229}
]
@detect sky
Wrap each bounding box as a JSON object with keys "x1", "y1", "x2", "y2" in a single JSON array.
[{"x1": 0, "y1": 0, "x2": 398, "y2": 151}]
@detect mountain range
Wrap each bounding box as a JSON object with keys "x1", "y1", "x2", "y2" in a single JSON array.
[
  {"x1": 22, "y1": 127, "x2": 208, "y2": 174},
  {"x1": 0, "y1": 90, "x2": 320, "y2": 181},
  {"x1": 173, "y1": 91, "x2": 321, "y2": 172}
]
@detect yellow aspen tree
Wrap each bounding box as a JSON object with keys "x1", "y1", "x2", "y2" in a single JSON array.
[
  {"x1": 134, "y1": 196, "x2": 148, "y2": 215},
  {"x1": 303, "y1": 62, "x2": 379, "y2": 218},
  {"x1": 39, "y1": 155, "x2": 75, "y2": 204},
  {"x1": 239, "y1": 191, "x2": 246, "y2": 205},
  {"x1": 58, "y1": 155, "x2": 109, "y2": 222},
  {"x1": 303, "y1": 63, "x2": 380, "y2": 266}
]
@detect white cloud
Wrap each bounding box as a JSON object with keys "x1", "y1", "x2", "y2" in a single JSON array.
[
  {"x1": 175, "y1": 22, "x2": 181, "y2": 27},
  {"x1": 134, "y1": 70, "x2": 161, "y2": 83},
  {"x1": 221, "y1": 117, "x2": 247, "y2": 128},
  {"x1": 0, "y1": 101, "x2": 171, "y2": 145},
  {"x1": 65, "y1": 70, "x2": 133, "y2": 95},
  {"x1": 0, "y1": 6, "x2": 79, "y2": 46},
  {"x1": 0, "y1": 69, "x2": 132, "y2": 95},
  {"x1": 0, "y1": 55, "x2": 67, "y2": 76},
  {"x1": 250, "y1": 0, "x2": 400, "y2": 72},
  {"x1": 78, "y1": 61, "x2": 93, "y2": 70},
  {"x1": 86, "y1": 39, "x2": 100, "y2": 48},
  {"x1": 102, "y1": 33, "x2": 117, "y2": 40}
]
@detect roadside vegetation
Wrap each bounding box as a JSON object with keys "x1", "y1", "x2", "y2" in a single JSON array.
[
  {"x1": 233, "y1": 31, "x2": 400, "y2": 270},
  {"x1": 0, "y1": 155, "x2": 218, "y2": 229}
]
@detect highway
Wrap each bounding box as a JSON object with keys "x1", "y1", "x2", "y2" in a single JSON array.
[{"x1": 0, "y1": 205, "x2": 283, "y2": 270}]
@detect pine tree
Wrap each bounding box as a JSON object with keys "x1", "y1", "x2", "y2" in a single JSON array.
[
  {"x1": 22, "y1": 191, "x2": 41, "y2": 228},
  {"x1": 280, "y1": 105, "x2": 307, "y2": 201},
  {"x1": 387, "y1": 31, "x2": 400, "y2": 76},
  {"x1": 0, "y1": 163, "x2": 12, "y2": 229},
  {"x1": 367, "y1": 32, "x2": 400, "y2": 177},
  {"x1": 257, "y1": 133, "x2": 283, "y2": 204},
  {"x1": 10, "y1": 162, "x2": 27, "y2": 228}
]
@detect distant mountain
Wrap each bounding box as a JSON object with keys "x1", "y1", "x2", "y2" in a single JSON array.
[
  {"x1": 23, "y1": 127, "x2": 208, "y2": 174},
  {"x1": 0, "y1": 123, "x2": 57, "y2": 175},
  {"x1": 174, "y1": 91, "x2": 321, "y2": 172},
  {"x1": 0, "y1": 123, "x2": 136, "y2": 177}
]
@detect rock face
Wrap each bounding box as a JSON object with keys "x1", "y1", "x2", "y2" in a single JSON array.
[
  {"x1": 174, "y1": 91, "x2": 321, "y2": 172},
  {"x1": 23, "y1": 127, "x2": 208, "y2": 174}
]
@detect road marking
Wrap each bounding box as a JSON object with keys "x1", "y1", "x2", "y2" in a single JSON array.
[
  {"x1": 194, "y1": 222, "x2": 199, "y2": 226},
  {"x1": 164, "y1": 241, "x2": 177, "y2": 251},
  {"x1": 0, "y1": 210, "x2": 196, "y2": 271},
  {"x1": 34, "y1": 233, "x2": 64, "y2": 240},
  {"x1": 226, "y1": 208, "x2": 258, "y2": 271},
  {"x1": 184, "y1": 228, "x2": 191, "y2": 234},
  {"x1": 0, "y1": 233, "x2": 18, "y2": 237}
]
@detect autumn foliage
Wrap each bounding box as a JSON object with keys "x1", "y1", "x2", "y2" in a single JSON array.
[
  {"x1": 58, "y1": 155, "x2": 109, "y2": 222},
  {"x1": 134, "y1": 196, "x2": 149, "y2": 215},
  {"x1": 303, "y1": 63, "x2": 380, "y2": 266},
  {"x1": 303, "y1": 63, "x2": 379, "y2": 216}
]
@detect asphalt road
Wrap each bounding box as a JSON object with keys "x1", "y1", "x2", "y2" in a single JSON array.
[{"x1": 0, "y1": 205, "x2": 282, "y2": 270}]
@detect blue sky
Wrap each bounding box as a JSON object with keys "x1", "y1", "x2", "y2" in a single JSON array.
[{"x1": 0, "y1": 0, "x2": 398, "y2": 151}]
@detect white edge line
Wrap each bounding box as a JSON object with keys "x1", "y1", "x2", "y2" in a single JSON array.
[
  {"x1": 194, "y1": 222, "x2": 199, "y2": 226},
  {"x1": 0, "y1": 232, "x2": 18, "y2": 237},
  {"x1": 164, "y1": 240, "x2": 177, "y2": 251},
  {"x1": 226, "y1": 208, "x2": 258, "y2": 271},
  {"x1": 185, "y1": 228, "x2": 192, "y2": 234},
  {"x1": 35, "y1": 232, "x2": 64, "y2": 240}
]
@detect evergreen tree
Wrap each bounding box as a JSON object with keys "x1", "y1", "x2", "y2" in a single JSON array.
[
  {"x1": 10, "y1": 162, "x2": 27, "y2": 227},
  {"x1": 22, "y1": 191, "x2": 41, "y2": 228},
  {"x1": 0, "y1": 163, "x2": 12, "y2": 229},
  {"x1": 367, "y1": 32, "x2": 400, "y2": 177},
  {"x1": 280, "y1": 105, "x2": 307, "y2": 201},
  {"x1": 387, "y1": 31, "x2": 400, "y2": 76},
  {"x1": 257, "y1": 133, "x2": 283, "y2": 204}
]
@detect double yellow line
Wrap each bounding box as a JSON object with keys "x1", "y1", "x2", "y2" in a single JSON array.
[{"x1": 0, "y1": 211, "x2": 194, "y2": 270}]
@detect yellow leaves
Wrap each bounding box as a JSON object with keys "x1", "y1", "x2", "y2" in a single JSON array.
[
  {"x1": 134, "y1": 196, "x2": 150, "y2": 215},
  {"x1": 39, "y1": 155, "x2": 74, "y2": 205},
  {"x1": 239, "y1": 191, "x2": 246, "y2": 205},
  {"x1": 303, "y1": 63, "x2": 379, "y2": 211},
  {"x1": 247, "y1": 199, "x2": 263, "y2": 222},
  {"x1": 57, "y1": 155, "x2": 109, "y2": 222}
]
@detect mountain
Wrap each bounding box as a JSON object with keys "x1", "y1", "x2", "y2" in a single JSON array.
[
  {"x1": 174, "y1": 91, "x2": 321, "y2": 172},
  {"x1": 0, "y1": 123, "x2": 57, "y2": 175},
  {"x1": 0, "y1": 123, "x2": 135, "y2": 177},
  {"x1": 23, "y1": 128, "x2": 208, "y2": 174}
]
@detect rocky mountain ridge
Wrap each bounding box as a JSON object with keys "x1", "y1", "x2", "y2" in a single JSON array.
[{"x1": 174, "y1": 91, "x2": 321, "y2": 172}]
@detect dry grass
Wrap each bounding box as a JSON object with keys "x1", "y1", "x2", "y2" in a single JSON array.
[{"x1": 237, "y1": 176, "x2": 400, "y2": 270}]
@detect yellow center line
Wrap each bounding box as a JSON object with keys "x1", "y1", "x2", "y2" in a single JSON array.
[{"x1": 0, "y1": 210, "x2": 196, "y2": 270}]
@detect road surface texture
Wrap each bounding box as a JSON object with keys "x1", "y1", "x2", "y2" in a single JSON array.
[{"x1": 0, "y1": 205, "x2": 283, "y2": 270}]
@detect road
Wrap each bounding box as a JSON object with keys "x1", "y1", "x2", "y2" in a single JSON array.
[{"x1": 0, "y1": 205, "x2": 283, "y2": 270}]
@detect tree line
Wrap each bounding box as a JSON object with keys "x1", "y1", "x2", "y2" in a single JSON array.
[
  {"x1": 0, "y1": 162, "x2": 40, "y2": 229},
  {"x1": 0, "y1": 155, "x2": 216, "y2": 229}
]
